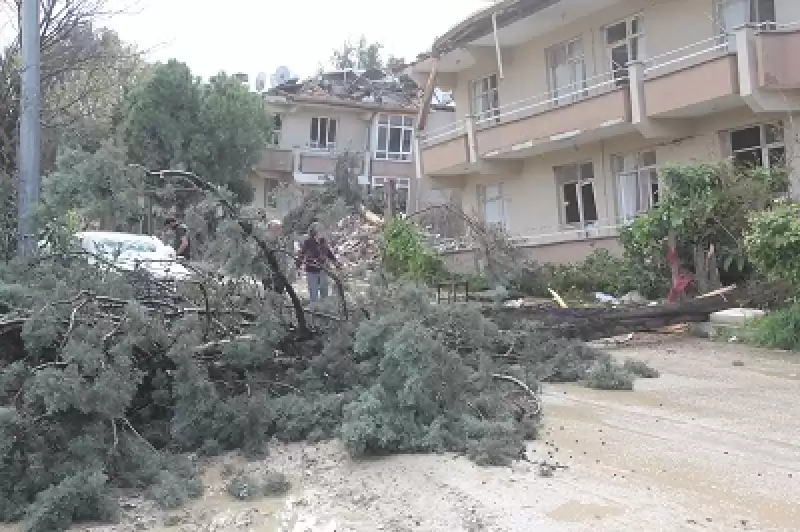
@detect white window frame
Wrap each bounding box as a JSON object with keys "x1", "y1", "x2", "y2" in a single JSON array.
[
  {"x1": 727, "y1": 122, "x2": 785, "y2": 169},
  {"x1": 476, "y1": 183, "x2": 509, "y2": 230},
  {"x1": 374, "y1": 114, "x2": 414, "y2": 161},
  {"x1": 555, "y1": 163, "x2": 599, "y2": 228},
  {"x1": 469, "y1": 74, "x2": 500, "y2": 125},
  {"x1": 546, "y1": 37, "x2": 587, "y2": 106},
  {"x1": 715, "y1": 0, "x2": 776, "y2": 34},
  {"x1": 309, "y1": 117, "x2": 337, "y2": 149},
  {"x1": 605, "y1": 14, "x2": 644, "y2": 85},
  {"x1": 612, "y1": 150, "x2": 659, "y2": 223},
  {"x1": 269, "y1": 114, "x2": 282, "y2": 147}
]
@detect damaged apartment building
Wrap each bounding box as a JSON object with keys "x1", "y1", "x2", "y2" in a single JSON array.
[
  {"x1": 249, "y1": 68, "x2": 457, "y2": 219},
  {"x1": 409, "y1": 0, "x2": 800, "y2": 269}
]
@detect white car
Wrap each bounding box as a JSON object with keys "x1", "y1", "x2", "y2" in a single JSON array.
[{"x1": 75, "y1": 231, "x2": 193, "y2": 282}]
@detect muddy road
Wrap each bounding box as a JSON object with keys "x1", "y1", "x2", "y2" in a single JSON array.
[{"x1": 6, "y1": 336, "x2": 799, "y2": 531}]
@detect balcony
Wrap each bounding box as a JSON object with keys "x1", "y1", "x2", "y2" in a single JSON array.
[
  {"x1": 756, "y1": 23, "x2": 800, "y2": 90},
  {"x1": 642, "y1": 36, "x2": 740, "y2": 118},
  {"x1": 294, "y1": 150, "x2": 366, "y2": 185},
  {"x1": 256, "y1": 148, "x2": 293, "y2": 173},
  {"x1": 372, "y1": 158, "x2": 415, "y2": 178},
  {"x1": 475, "y1": 73, "x2": 632, "y2": 158},
  {"x1": 419, "y1": 121, "x2": 472, "y2": 176}
]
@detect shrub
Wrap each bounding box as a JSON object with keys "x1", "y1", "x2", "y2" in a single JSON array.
[
  {"x1": 225, "y1": 472, "x2": 262, "y2": 501},
  {"x1": 261, "y1": 471, "x2": 291, "y2": 497},
  {"x1": 382, "y1": 217, "x2": 447, "y2": 284},
  {"x1": 745, "y1": 301, "x2": 800, "y2": 351},
  {"x1": 22, "y1": 471, "x2": 117, "y2": 532},
  {"x1": 622, "y1": 358, "x2": 660, "y2": 378},
  {"x1": 585, "y1": 357, "x2": 634, "y2": 391},
  {"x1": 745, "y1": 202, "x2": 800, "y2": 288}
]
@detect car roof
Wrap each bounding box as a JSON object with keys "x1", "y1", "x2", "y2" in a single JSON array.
[{"x1": 77, "y1": 231, "x2": 161, "y2": 241}]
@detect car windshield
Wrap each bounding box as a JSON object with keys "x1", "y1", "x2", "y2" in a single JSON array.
[{"x1": 92, "y1": 237, "x2": 159, "y2": 255}]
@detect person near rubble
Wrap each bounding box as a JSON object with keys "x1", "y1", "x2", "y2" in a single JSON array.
[
  {"x1": 295, "y1": 225, "x2": 341, "y2": 302},
  {"x1": 164, "y1": 216, "x2": 191, "y2": 260}
]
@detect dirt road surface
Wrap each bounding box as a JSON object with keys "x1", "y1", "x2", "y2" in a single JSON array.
[{"x1": 6, "y1": 336, "x2": 799, "y2": 531}]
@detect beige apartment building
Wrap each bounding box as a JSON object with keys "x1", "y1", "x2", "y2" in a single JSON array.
[
  {"x1": 410, "y1": 0, "x2": 800, "y2": 267},
  {"x1": 248, "y1": 71, "x2": 456, "y2": 219}
]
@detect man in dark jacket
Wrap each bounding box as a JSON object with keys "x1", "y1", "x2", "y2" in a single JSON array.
[
  {"x1": 165, "y1": 216, "x2": 191, "y2": 260},
  {"x1": 295, "y1": 225, "x2": 341, "y2": 302}
]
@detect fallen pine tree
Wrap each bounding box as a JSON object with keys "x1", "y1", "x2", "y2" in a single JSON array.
[{"x1": 0, "y1": 168, "x2": 652, "y2": 531}]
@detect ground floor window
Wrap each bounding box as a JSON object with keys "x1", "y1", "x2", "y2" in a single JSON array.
[
  {"x1": 728, "y1": 122, "x2": 784, "y2": 169},
  {"x1": 555, "y1": 163, "x2": 598, "y2": 227},
  {"x1": 611, "y1": 150, "x2": 658, "y2": 222},
  {"x1": 476, "y1": 183, "x2": 508, "y2": 230}
]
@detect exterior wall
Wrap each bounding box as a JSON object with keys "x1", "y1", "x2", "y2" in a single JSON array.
[
  {"x1": 278, "y1": 108, "x2": 369, "y2": 152},
  {"x1": 757, "y1": 31, "x2": 800, "y2": 90},
  {"x1": 452, "y1": 0, "x2": 717, "y2": 120}
]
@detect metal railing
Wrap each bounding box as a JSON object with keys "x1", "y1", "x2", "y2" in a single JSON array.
[{"x1": 644, "y1": 33, "x2": 731, "y2": 76}]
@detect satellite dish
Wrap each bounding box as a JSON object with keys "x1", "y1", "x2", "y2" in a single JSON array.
[
  {"x1": 255, "y1": 72, "x2": 267, "y2": 92},
  {"x1": 270, "y1": 66, "x2": 292, "y2": 88}
]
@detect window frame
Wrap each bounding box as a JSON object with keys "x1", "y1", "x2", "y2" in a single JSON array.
[
  {"x1": 269, "y1": 114, "x2": 282, "y2": 147},
  {"x1": 728, "y1": 122, "x2": 785, "y2": 169},
  {"x1": 546, "y1": 36, "x2": 588, "y2": 106},
  {"x1": 309, "y1": 116, "x2": 337, "y2": 149},
  {"x1": 374, "y1": 114, "x2": 414, "y2": 161},
  {"x1": 476, "y1": 182, "x2": 509, "y2": 230},
  {"x1": 469, "y1": 74, "x2": 500, "y2": 126},
  {"x1": 715, "y1": 0, "x2": 776, "y2": 33},
  {"x1": 604, "y1": 14, "x2": 645, "y2": 86},
  {"x1": 612, "y1": 150, "x2": 659, "y2": 223},
  {"x1": 555, "y1": 162, "x2": 599, "y2": 228}
]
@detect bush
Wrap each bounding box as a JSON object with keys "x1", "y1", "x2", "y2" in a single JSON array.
[
  {"x1": 745, "y1": 202, "x2": 800, "y2": 288},
  {"x1": 261, "y1": 471, "x2": 291, "y2": 496},
  {"x1": 585, "y1": 357, "x2": 635, "y2": 390},
  {"x1": 225, "y1": 470, "x2": 290, "y2": 500},
  {"x1": 382, "y1": 217, "x2": 447, "y2": 284},
  {"x1": 622, "y1": 358, "x2": 660, "y2": 378},
  {"x1": 745, "y1": 302, "x2": 800, "y2": 351}
]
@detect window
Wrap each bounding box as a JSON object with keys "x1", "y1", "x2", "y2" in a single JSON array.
[
  {"x1": 546, "y1": 38, "x2": 587, "y2": 105},
  {"x1": 729, "y1": 123, "x2": 784, "y2": 168},
  {"x1": 269, "y1": 114, "x2": 282, "y2": 146},
  {"x1": 470, "y1": 74, "x2": 500, "y2": 125},
  {"x1": 310, "y1": 117, "x2": 337, "y2": 149},
  {"x1": 264, "y1": 179, "x2": 278, "y2": 209},
  {"x1": 477, "y1": 183, "x2": 508, "y2": 229},
  {"x1": 555, "y1": 163, "x2": 598, "y2": 227},
  {"x1": 605, "y1": 15, "x2": 644, "y2": 85},
  {"x1": 716, "y1": 0, "x2": 776, "y2": 33},
  {"x1": 612, "y1": 151, "x2": 658, "y2": 222},
  {"x1": 375, "y1": 115, "x2": 414, "y2": 161}
]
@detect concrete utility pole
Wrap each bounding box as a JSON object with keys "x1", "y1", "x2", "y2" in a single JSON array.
[{"x1": 17, "y1": 0, "x2": 41, "y2": 257}]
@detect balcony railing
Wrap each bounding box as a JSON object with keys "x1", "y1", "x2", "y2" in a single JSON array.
[
  {"x1": 420, "y1": 119, "x2": 468, "y2": 148},
  {"x1": 643, "y1": 34, "x2": 730, "y2": 76}
]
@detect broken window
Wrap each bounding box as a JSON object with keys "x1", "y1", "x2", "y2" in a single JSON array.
[
  {"x1": 310, "y1": 117, "x2": 337, "y2": 149},
  {"x1": 729, "y1": 122, "x2": 784, "y2": 169},
  {"x1": 612, "y1": 151, "x2": 658, "y2": 222},
  {"x1": 477, "y1": 183, "x2": 508, "y2": 230},
  {"x1": 605, "y1": 14, "x2": 644, "y2": 86},
  {"x1": 470, "y1": 74, "x2": 500, "y2": 125},
  {"x1": 547, "y1": 37, "x2": 587, "y2": 106},
  {"x1": 269, "y1": 114, "x2": 282, "y2": 146},
  {"x1": 555, "y1": 163, "x2": 598, "y2": 227},
  {"x1": 264, "y1": 179, "x2": 278, "y2": 209},
  {"x1": 375, "y1": 114, "x2": 414, "y2": 161}
]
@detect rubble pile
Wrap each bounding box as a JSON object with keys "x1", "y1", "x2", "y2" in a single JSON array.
[
  {"x1": 268, "y1": 68, "x2": 421, "y2": 108},
  {"x1": 330, "y1": 213, "x2": 383, "y2": 274}
]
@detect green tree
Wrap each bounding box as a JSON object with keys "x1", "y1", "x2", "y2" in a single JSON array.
[
  {"x1": 120, "y1": 61, "x2": 271, "y2": 203},
  {"x1": 330, "y1": 36, "x2": 384, "y2": 70}
]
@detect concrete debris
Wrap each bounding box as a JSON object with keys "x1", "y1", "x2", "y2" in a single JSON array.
[
  {"x1": 330, "y1": 214, "x2": 382, "y2": 273},
  {"x1": 267, "y1": 67, "x2": 422, "y2": 108}
]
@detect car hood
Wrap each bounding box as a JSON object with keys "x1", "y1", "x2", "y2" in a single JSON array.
[{"x1": 93, "y1": 251, "x2": 193, "y2": 280}]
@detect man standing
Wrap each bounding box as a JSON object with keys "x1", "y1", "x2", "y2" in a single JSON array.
[
  {"x1": 165, "y1": 216, "x2": 191, "y2": 260},
  {"x1": 295, "y1": 225, "x2": 341, "y2": 302}
]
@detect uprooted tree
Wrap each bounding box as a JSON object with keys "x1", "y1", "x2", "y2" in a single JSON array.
[{"x1": 0, "y1": 160, "x2": 642, "y2": 531}]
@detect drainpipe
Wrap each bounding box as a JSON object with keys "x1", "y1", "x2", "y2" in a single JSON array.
[{"x1": 492, "y1": 12, "x2": 504, "y2": 79}]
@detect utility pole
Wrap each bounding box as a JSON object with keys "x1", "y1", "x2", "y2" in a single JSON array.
[{"x1": 17, "y1": 0, "x2": 41, "y2": 257}]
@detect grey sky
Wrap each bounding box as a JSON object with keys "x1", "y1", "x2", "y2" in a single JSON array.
[{"x1": 104, "y1": 0, "x2": 488, "y2": 81}]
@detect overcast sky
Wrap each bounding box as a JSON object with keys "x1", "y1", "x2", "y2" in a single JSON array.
[{"x1": 99, "y1": 0, "x2": 488, "y2": 82}]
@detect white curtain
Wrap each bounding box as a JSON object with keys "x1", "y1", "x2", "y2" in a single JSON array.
[{"x1": 618, "y1": 172, "x2": 639, "y2": 222}]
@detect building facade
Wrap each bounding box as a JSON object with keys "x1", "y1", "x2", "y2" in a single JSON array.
[
  {"x1": 410, "y1": 0, "x2": 800, "y2": 267},
  {"x1": 249, "y1": 77, "x2": 456, "y2": 219}
]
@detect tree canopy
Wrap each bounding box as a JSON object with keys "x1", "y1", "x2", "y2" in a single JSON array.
[
  {"x1": 120, "y1": 61, "x2": 272, "y2": 203},
  {"x1": 330, "y1": 36, "x2": 384, "y2": 70}
]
